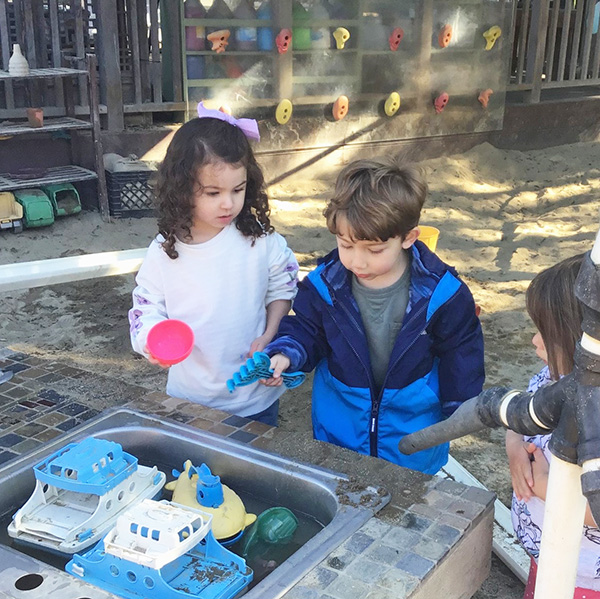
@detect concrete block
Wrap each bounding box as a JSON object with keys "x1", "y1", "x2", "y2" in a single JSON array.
[
  {"x1": 406, "y1": 509, "x2": 493, "y2": 599},
  {"x1": 345, "y1": 558, "x2": 390, "y2": 583},
  {"x1": 365, "y1": 542, "x2": 406, "y2": 565},
  {"x1": 326, "y1": 574, "x2": 371, "y2": 599},
  {"x1": 395, "y1": 552, "x2": 436, "y2": 578}
]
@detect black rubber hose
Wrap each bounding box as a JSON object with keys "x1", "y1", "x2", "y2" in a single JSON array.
[
  {"x1": 398, "y1": 395, "x2": 486, "y2": 455},
  {"x1": 398, "y1": 382, "x2": 567, "y2": 456}
]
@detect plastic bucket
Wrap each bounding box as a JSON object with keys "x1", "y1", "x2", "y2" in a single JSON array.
[
  {"x1": 146, "y1": 320, "x2": 194, "y2": 365},
  {"x1": 418, "y1": 225, "x2": 440, "y2": 252}
]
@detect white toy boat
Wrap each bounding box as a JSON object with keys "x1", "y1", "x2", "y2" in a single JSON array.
[
  {"x1": 8, "y1": 437, "x2": 166, "y2": 554},
  {"x1": 66, "y1": 499, "x2": 253, "y2": 599}
]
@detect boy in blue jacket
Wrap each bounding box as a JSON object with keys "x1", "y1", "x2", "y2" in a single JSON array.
[{"x1": 263, "y1": 157, "x2": 484, "y2": 474}]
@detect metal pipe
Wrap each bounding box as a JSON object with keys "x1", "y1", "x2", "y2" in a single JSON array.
[{"x1": 0, "y1": 248, "x2": 146, "y2": 293}]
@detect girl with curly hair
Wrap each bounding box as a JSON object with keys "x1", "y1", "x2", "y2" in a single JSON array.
[{"x1": 129, "y1": 105, "x2": 298, "y2": 425}]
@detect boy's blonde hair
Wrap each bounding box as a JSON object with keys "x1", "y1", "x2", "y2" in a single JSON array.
[{"x1": 324, "y1": 157, "x2": 427, "y2": 241}]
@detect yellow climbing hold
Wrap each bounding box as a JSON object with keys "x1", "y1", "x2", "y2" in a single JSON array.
[
  {"x1": 483, "y1": 26, "x2": 502, "y2": 50},
  {"x1": 276, "y1": 99, "x2": 293, "y2": 124},
  {"x1": 333, "y1": 27, "x2": 350, "y2": 49},
  {"x1": 384, "y1": 92, "x2": 401, "y2": 116}
]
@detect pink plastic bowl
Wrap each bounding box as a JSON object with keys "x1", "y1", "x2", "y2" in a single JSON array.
[{"x1": 146, "y1": 320, "x2": 194, "y2": 366}]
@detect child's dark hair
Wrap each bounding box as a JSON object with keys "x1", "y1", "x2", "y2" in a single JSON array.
[
  {"x1": 526, "y1": 253, "x2": 585, "y2": 379},
  {"x1": 324, "y1": 157, "x2": 427, "y2": 241},
  {"x1": 156, "y1": 117, "x2": 273, "y2": 258}
]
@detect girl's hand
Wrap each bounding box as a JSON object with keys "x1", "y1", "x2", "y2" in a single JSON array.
[
  {"x1": 528, "y1": 444, "x2": 549, "y2": 501},
  {"x1": 506, "y1": 430, "x2": 535, "y2": 501},
  {"x1": 144, "y1": 345, "x2": 171, "y2": 369},
  {"x1": 249, "y1": 333, "x2": 273, "y2": 356},
  {"x1": 260, "y1": 354, "x2": 290, "y2": 386}
]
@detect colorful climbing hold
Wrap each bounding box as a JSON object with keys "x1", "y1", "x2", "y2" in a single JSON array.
[
  {"x1": 276, "y1": 99, "x2": 293, "y2": 124},
  {"x1": 384, "y1": 92, "x2": 401, "y2": 116},
  {"x1": 483, "y1": 26, "x2": 502, "y2": 50},
  {"x1": 332, "y1": 95, "x2": 349, "y2": 120},
  {"x1": 333, "y1": 27, "x2": 350, "y2": 49}
]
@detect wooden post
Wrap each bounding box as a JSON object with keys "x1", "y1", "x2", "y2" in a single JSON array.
[
  {"x1": 579, "y1": 0, "x2": 597, "y2": 80},
  {"x1": 127, "y1": 0, "x2": 143, "y2": 105},
  {"x1": 48, "y1": 0, "x2": 65, "y2": 108},
  {"x1": 167, "y1": 0, "x2": 183, "y2": 102},
  {"x1": 74, "y1": 1, "x2": 89, "y2": 106},
  {"x1": 415, "y1": 0, "x2": 434, "y2": 111},
  {"x1": 137, "y1": 0, "x2": 152, "y2": 102},
  {"x1": 527, "y1": 0, "x2": 550, "y2": 104},
  {"x1": 149, "y1": 0, "x2": 162, "y2": 102},
  {"x1": 87, "y1": 54, "x2": 111, "y2": 222},
  {"x1": 568, "y1": 0, "x2": 586, "y2": 81},
  {"x1": 0, "y1": 0, "x2": 15, "y2": 109},
  {"x1": 96, "y1": 0, "x2": 125, "y2": 131},
  {"x1": 21, "y1": 0, "x2": 36, "y2": 67},
  {"x1": 22, "y1": 0, "x2": 42, "y2": 107},
  {"x1": 273, "y1": 0, "x2": 292, "y2": 100}
]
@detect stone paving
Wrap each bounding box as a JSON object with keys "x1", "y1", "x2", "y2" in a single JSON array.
[{"x1": 0, "y1": 347, "x2": 495, "y2": 599}]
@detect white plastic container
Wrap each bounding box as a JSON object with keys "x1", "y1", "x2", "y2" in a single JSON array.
[{"x1": 8, "y1": 44, "x2": 29, "y2": 76}]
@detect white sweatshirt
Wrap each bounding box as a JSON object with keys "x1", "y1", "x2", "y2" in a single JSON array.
[{"x1": 129, "y1": 225, "x2": 298, "y2": 416}]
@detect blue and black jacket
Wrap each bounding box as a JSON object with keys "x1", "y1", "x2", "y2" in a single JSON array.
[{"x1": 266, "y1": 241, "x2": 485, "y2": 474}]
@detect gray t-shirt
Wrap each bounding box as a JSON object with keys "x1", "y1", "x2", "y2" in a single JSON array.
[{"x1": 351, "y1": 265, "x2": 411, "y2": 391}]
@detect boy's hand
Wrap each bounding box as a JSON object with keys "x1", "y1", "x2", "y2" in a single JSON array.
[
  {"x1": 506, "y1": 430, "x2": 534, "y2": 501},
  {"x1": 144, "y1": 345, "x2": 171, "y2": 369},
  {"x1": 260, "y1": 353, "x2": 290, "y2": 386}
]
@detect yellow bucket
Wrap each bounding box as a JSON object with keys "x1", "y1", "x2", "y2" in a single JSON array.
[{"x1": 418, "y1": 225, "x2": 440, "y2": 252}]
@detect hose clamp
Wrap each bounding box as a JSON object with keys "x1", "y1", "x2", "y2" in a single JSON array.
[{"x1": 499, "y1": 390, "x2": 520, "y2": 427}]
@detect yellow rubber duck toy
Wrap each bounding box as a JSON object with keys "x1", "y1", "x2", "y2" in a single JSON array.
[{"x1": 165, "y1": 460, "x2": 256, "y2": 544}]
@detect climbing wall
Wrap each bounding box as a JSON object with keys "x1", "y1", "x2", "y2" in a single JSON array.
[{"x1": 182, "y1": 0, "x2": 514, "y2": 149}]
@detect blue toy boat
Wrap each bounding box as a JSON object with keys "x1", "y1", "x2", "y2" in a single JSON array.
[
  {"x1": 8, "y1": 437, "x2": 166, "y2": 554},
  {"x1": 66, "y1": 499, "x2": 253, "y2": 599}
]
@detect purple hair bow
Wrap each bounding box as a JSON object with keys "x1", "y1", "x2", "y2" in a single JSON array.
[{"x1": 197, "y1": 102, "x2": 260, "y2": 141}]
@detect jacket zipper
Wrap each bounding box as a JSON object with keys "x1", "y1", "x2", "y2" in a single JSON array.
[
  {"x1": 325, "y1": 292, "x2": 379, "y2": 450},
  {"x1": 370, "y1": 303, "x2": 428, "y2": 457},
  {"x1": 331, "y1": 292, "x2": 429, "y2": 458}
]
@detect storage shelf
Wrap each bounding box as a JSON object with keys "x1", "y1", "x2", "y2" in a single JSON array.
[
  {"x1": 187, "y1": 77, "x2": 273, "y2": 87},
  {"x1": 183, "y1": 18, "x2": 360, "y2": 27},
  {"x1": 290, "y1": 19, "x2": 360, "y2": 26},
  {"x1": 292, "y1": 49, "x2": 358, "y2": 54},
  {"x1": 0, "y1": 67, "x2": 87, "y2": 80},
  {"x1": 183, "y1": 18, "x2": 272, "y2": 27},
  {"x1": 293, "y1": 75, "x2": 356, "y2": 83},
  {"x1": 0, "y1": 117, "x2": 92, "y2": 137},
  {"x1": 0, "y1": 165, "x2": 97, "y2": 191},
  {"x1": 185, "y1": 50, "x2": 275, "y2": 56},
  {"x1": 359, "y1": 49, "x2": 410, "y2": 55}
]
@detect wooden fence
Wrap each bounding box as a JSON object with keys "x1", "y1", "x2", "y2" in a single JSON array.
[
  {"x1": 0, "y1": 0, "x2": 182, "y2": 130},
  {"x1": 509, "y1": 0, "x2": 600, "y2": 102},
  {"x1": 0, "y1": 0, "x2": 598, "y2": 133}
]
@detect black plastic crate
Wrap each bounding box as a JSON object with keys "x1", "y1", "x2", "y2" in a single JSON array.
[{"x1": 106, "y1": 170, "x2": 156, "y2": 218}]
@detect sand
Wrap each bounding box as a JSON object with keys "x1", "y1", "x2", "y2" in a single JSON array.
[{"x1": 1, "y1": 140, "x2": 600, "y2": 598}]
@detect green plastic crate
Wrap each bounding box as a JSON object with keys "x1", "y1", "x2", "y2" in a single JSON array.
[
  {"x1": 40, "y1": 183, "x2": 81, "y2": 217},
  {"x1": 13, "y1": 189, "x2": 55, "y2": 228}
]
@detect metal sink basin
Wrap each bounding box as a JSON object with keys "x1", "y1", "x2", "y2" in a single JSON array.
[{"x1": 0, "y1": 408, "x2": 389, "y2": 599}]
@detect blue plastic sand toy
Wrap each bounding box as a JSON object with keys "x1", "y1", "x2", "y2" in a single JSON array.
[{"x1": 227, "y1": 352, "x2": 305, "y2": 393}]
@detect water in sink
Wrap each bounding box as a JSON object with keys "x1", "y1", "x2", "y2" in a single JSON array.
[{"x1": 0, "y1": 461, "x2": 324, "y2": 590}]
